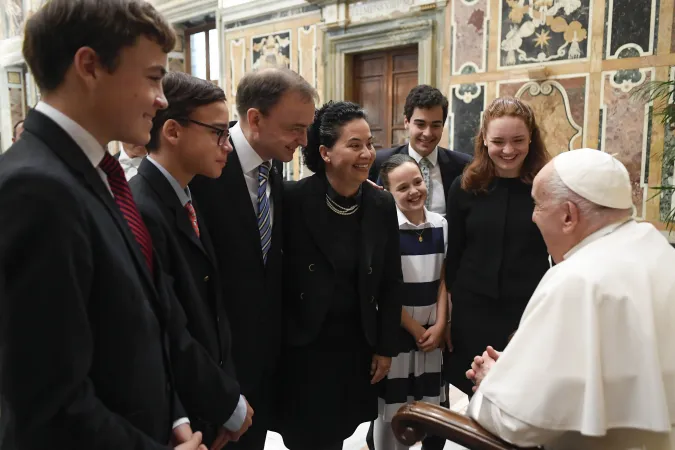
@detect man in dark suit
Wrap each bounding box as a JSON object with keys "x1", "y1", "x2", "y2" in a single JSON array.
[
  {"x1": 368, "y1": 85, "x2": 472, "y2": 217},
  {"x1": 0, "y1": 1, "x2": 206, "y2": 449},
  {"x1": 130, "y1": 72, "x2": 253, "y2": 448},
  {"x1": 367, "y1": 85, "x2": 472, "y2": 450},
  {"x1": 190, "y1": 68, "x2": 318, "y2": 450}
]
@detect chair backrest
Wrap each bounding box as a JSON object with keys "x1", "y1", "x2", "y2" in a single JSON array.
[{"x1": 392, "y1": 402, "x2": 526, "y2": 450}]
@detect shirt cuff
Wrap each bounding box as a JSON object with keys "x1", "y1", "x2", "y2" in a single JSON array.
[
  {"x1": 172, "y1": 417, "x2": 190, "y2": 429},
  {"x1": 223, "y1": 395, "x2": 247, "y2": 432}
]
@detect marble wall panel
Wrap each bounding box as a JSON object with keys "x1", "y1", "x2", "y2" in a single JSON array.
[
  {"x1": 298, "y1": 25, "x2": 318, "y2": 91},
  {"x1": 600, "y1": 68, "x2": 654, "y2": 218},
  {"x1": 452, "y1": 0, "x2": 489, "y2": 75},
  {"x1": 449, "y1": 83, "x2": 485, "y2": 154},
  {"x1": 499, "y1": 76, "x2": 587, "y2": 156},
  {"x1": 605, "y1": 0, "x2": 657, "y2": 59},
  {"x1": 251, "y1": 31, "x2": 291, "y2": 71},
  {"x1": 229, "y1": 38, "x2": 246, "y2": 118},
  {"x1": 9, "y1": 86, "x2": 23, "y2": 127},
  {"x1": 498, "y1": 0, "x2": 592, "y2": 68}
]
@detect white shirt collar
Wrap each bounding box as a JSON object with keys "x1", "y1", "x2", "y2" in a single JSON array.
[
  {"x1": 146, "y1": 156, "x2": 192, "y2": 207},
  {"x1": 563, "y1": 217, "x2": 633, "y2": 260},
  {"x1": 34, "y1": 101, "x2": 106, "y2": 169},
  {"x1": 118, "y1": 147, "x2": 144, "y2": 169},
  {"x1": 396, "y1": 205, "x2": 431, "y2": 228},
  {"x1": 230, "y1": 122, "x2": 271, "y2": 173},
  {"x1": 408, "y1": 143, "x2": 438, "y2": 167}
]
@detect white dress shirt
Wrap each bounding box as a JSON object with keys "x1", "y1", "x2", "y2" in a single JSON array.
[
  {"x1": 147, "y1": 157, "x2": 248, "y2": 432},
  {"x1": 118, "y1": 147, "x2": 145, "y2": 181},
  {"x1": 408, "y1": 145, "x2": 446, "y2": 216},
  {"x1": 34, "y1": 102, "x2": 111, "y2": 194},
  {"x1": 230, "y1": 122, "x2": 273, "y2": 226}
]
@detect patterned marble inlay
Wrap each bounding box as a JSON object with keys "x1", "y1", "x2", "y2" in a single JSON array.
[
  {"x1": 498, "y1": 0, "x2": 592, "y2": 68},
  {"x1": 604, "y1": 0, "x2": 658, "y2": 59},
  {"x1": 449, "y1": 82, "x2": 485, "y2": 154},
  {"x1": 600, "y1": 69, "x2": 654, "y2": 218},
  {"x1": 452, "y1": 0, "x2": 489, "y2": 75},
  {"x1": 499, "y1": 76, "x2": 587, "y2": 156}
]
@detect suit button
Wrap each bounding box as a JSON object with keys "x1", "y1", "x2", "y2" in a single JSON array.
[
  {"x1": 203, "y1": 275, "x2": 210, "y2": 282},
  {"x1": 370, "y1": 296, "x2": 375, "y2": 303},
  {"x1": 368, "y1": 267, "x2": 372, "y2": 274},
  {"x1": 308, "y1": 264, "x2": 315, "y2": 272},
  {"x1": 216, "y1": 316, "x2": 220, "y2": 323},
  {"x1": 300, "y1": 292, "x2": 304, "y2": 299},
  {"x1": 219, "y1": 360, "x2": 224, "y2": 367}
]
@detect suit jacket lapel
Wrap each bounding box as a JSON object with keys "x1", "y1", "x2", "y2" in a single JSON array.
[
  {"x1": 437, "y1": 147, "x2": 463, "y2": 199},
  {"x1": 138, "y1": 159, "x2": 207, "y2": 256},
  {"x1": 226, "y1": 147, "x2": 265, "y2": 266},
  {"x1": 302, "y1": 175, "x2": 336, "y2": 269},
  {"x1": 26, "y1": 111, "x2": 157, "y2": 293}
]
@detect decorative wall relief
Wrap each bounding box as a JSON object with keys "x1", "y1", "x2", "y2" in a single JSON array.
[
  {"x1": 1, "y1": 0, "x2": 23, "y2": 39},
  {"x1": 168, "y1": 57, "x2": 185, "y2": 72},
  {"x1": 251, "y1": 31, "x2": 291, "y2": 71},
  {"x1": 298, "y1": 25, "x2": 318, "y2": 90},
  {"x1": 229, "y1": 38, "x2": 246, "y2": 118},
  {"x1": 449, "y1": 83, "x2": 485, "y2": 154},
  {"x1": 499, "y1": 76, "x2": 587, "y2": 156},
  {"x1": 605, "y1": 0, "x2": 657, "y2": 59},
  {"x1": 498, "y1": 0, "x2": 591, "y2": 68},
  {"x1": 600, "y1": 68, "x2": 654, "y2": 218},
  {"x1": 451, "y1": 0, "x2": 489, "y2": 75}
]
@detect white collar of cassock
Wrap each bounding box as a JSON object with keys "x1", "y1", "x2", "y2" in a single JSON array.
[{"x1": 563, "y1": 217, "x2": 633, "y2": 260}]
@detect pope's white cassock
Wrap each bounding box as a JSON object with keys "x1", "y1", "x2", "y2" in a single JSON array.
[{"x1": 467, "y1": 152, "x2": 675, "y2": 449}]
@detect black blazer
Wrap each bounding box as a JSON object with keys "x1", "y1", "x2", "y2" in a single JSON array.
[
  {"x1": 0, "y1": 110, "x2": 179, "y2": 450},
  {"x1": 368, "y1": 144, "x2": 472, "y2": 201},
  {"x1": 282, "y1": 175, "x2": 403, "y2": 357},
  {"x1": 189, "y1": 144, "x2": 284, "y2": 394},
  {"x1": 130, "y1": 159, "x2": 241, "y2": 438}
]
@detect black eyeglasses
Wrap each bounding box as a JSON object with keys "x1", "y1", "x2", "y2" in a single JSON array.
[{"x1": 179, "y1": 118, "x2": 229, "y2": 147}]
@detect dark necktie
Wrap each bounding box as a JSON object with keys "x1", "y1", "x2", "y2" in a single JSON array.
[{"x1": 99, "y1": 152, "x2": 154, "y2": 273}]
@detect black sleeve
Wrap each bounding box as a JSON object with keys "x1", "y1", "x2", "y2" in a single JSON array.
[
  {"x1": 375, "y1": 194, "x2": 403, "y2": 357},
  {"x1": 142, "y1": 213, "x2": 242, "y2": 426},
  {"x1": 0, "y1": 174, "x2": 169, "y2": 450},
  {"x1": 445, "y1": 177, "x2": 467, "y2": 292}
]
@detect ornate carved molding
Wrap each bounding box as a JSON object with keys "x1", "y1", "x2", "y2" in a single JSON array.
[{"x1": 219, "y1": 0, "x2": 310, "y2": 25}]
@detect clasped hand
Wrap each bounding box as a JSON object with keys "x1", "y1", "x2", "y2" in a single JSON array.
[{"x1": 465, "y1": 346, "x2": 501, "y2": 392}]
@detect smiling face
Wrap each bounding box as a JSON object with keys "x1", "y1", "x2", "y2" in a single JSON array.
[
  {"x1": 484, "y1": 115, "x2": 531, "y2": 178},
  {"x1": 387, "y1": 161, "x2": 427, "y2": 216},
  {"x1": 94, "y1": 36, "x2": 169, "y2": 146},
  {"x1": 321, "y1": 118, "x2": 376, "y2": 185},
  {"x1": 247, "y1": 89, "x2": 316, "y2": 162},
  {"x1": 405, "y1": 106, "x2": 444, "y2": 157}
]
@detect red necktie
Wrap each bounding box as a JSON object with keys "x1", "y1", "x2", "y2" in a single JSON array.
[
  {"x1": 99, "y1": 152, "x2": 154, "y2": 273},
  {"x1": 185, "y1": 201, "x2": 200, "y2": 238}
]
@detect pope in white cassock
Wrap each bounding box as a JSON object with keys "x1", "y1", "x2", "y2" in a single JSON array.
[{"x1": 465, "y1": 148, "x2": 675, "y2": 450}]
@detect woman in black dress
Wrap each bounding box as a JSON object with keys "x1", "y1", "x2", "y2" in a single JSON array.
[
  {"x1": 445, "y1": 97, "x2": 551, "y2": 396},
  {"x1": 279, "y1": 101, "x2": 403, "y2": 450}
]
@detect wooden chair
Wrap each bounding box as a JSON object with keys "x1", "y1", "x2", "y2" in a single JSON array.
[{"x1": 392, "y1": 402, "x2": 526, "y2": 450}]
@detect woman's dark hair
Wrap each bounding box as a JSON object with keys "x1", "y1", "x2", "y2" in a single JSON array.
[
  {"x1": 462, "y1": 96, "x2": 550, "y2": 193},
  {"x1": 379, "y1": 154, "x2": 420, "y2": 190},
  {"x1": 302, "y1": 101, "x2": 367, "y2": 173}
]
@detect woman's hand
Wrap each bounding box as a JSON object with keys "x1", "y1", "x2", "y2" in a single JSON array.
[
  {"x1": 418, "y1": 323, "x2": 445, "y2": 352},
  {"x1": 370, "y1": 354, "x2": 391, "y2": 384},
  {"x1": 410, "y1": 321, "x2": 427, "y2": 344}
]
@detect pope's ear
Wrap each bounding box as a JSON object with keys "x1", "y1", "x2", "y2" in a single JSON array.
[{"x1": 562, "y1": 201, "x2": 580, "y2": 232}]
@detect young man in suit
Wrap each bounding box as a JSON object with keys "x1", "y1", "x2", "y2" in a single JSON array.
[
  {"x1": 368, "y1": 85, "x2": 472, "y2": 217},
  {"x1": 0, "y1": 1, "x2": 205, "y2": 449},
  {"x1": 367, "y1": 86, "x2": 472, "y2": 450},
  {"x1": 130, "y1": 72, "x2": 253, "y2": 449},
  {"x1": 190, "y1": 68, "x2": 318, "y2": 450}
]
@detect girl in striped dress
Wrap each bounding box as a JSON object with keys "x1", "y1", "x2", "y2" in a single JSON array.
[{"x1": 374, "y1": 154, "x2": 448, "y2": 449}]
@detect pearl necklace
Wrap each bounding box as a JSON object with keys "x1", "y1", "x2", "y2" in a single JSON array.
[{"x1": 325, "y1": 194, "x2": 360, "y2": 216}]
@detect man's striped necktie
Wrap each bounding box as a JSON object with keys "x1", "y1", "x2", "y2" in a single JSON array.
[
  {"x1": 99, "y1": 152, "x2": 154, "y2": 273},
  {"x1": 257, "y1": 162, "x2": 272, "y2": 264}
]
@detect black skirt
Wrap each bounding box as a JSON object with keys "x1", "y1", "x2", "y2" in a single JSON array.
[
  {"x1": 444, "y1": 285, "x2": 529, "y2": 395},
  {"x1": 278, "y1": 315, "x2": 377, "y2": 450}
]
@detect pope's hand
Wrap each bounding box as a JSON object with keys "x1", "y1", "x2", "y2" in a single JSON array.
[{"x1": 465, "y1": 346, "x2": 501, "y2": 392}]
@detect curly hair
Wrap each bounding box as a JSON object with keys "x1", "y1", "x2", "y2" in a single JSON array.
[
  {"x1": 403, "y1": 85, "x2": 449, "y2": 123},
  {"x1": 302, "y1": 101, "x2": 367, "y2": 173},
  {"x1": 461, "y1": 96, "x2": 550, "y2": 193}
]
